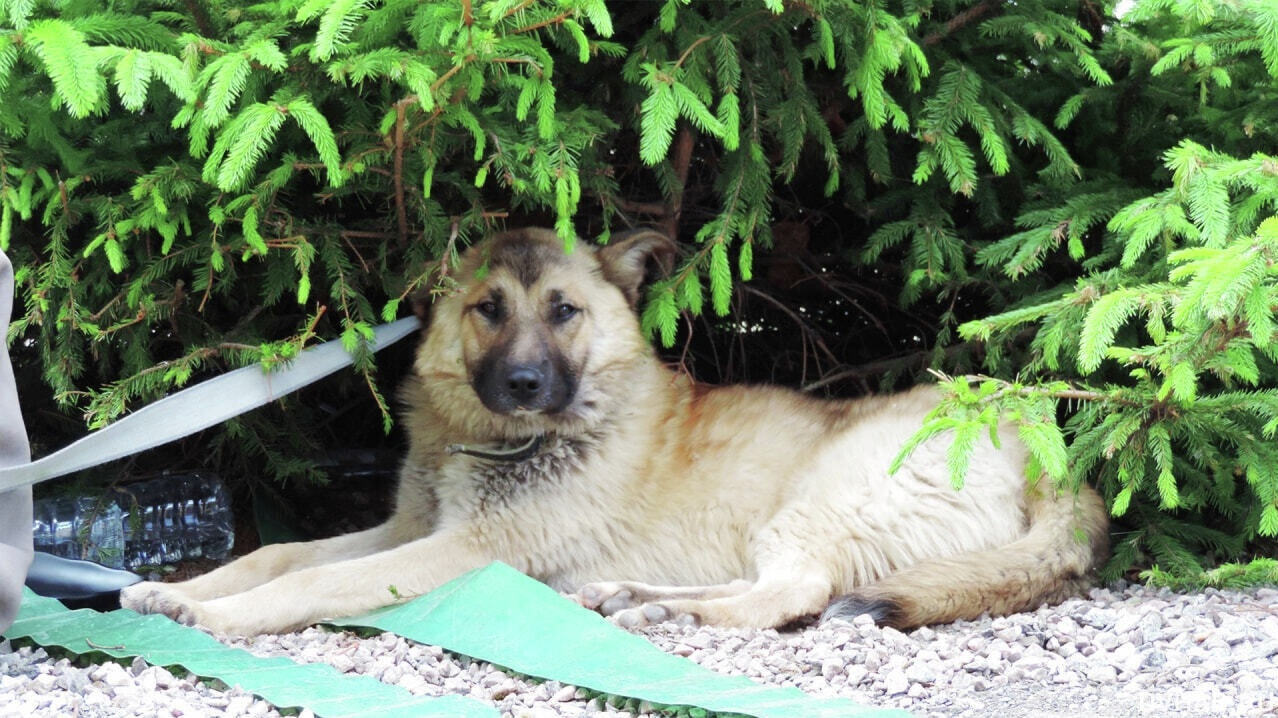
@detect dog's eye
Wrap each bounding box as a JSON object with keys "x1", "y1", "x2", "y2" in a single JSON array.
[
  {"x1": 552, "y1": 303, "x2": 579, "y2": 322},
  {"x1": 476, "y1": 300, "x2": 501, "y2": 320}
]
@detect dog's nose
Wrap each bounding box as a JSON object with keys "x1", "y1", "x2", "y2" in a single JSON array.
[{"x1": 505, "y1": 366, "x2": 544, "y2": 403}]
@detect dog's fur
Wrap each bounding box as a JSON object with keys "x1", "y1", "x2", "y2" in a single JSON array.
[{"x1": 121, "y1": 227, "x2": 1109, "y2": 636}]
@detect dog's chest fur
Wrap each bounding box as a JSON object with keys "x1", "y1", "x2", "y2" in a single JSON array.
[
  {"x1": 432, "y1": 431, "x2": 641, "y2": 581},
  {"x1": 443, "y1": 433, "x2": 601, "y2": 514}
]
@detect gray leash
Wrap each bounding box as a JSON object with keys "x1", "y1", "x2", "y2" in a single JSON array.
[{"x1": 0, "y1": 316, "x2": 421, "y2": 492}]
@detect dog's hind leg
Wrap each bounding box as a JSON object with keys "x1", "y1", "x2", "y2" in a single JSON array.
[
  {"x1": 600, "y1": 501, "x2": 845, "y2": 630},
  {"x1": 574, "y1": 579, "x2": 752, "y2": 616},
  {"x1": 606, "y1": 568, "x2": 833, "y2": 630},
  {"x1": 121, "y1": 521, "x2": 402, "y2": 617}
]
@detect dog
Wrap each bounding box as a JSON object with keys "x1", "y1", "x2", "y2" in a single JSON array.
[{"x1": 120, "y1": 227, "x2": 1109, "y2": 636}]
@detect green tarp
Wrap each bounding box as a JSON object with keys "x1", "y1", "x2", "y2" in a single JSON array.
[
  {"x1": 5, "y1": 587, "x2": 493, "y2": 717},
  {"x1": 331, "y1": 562, "x2": 903, "y2": 718},
  {"x1": 7, "y1": 562, "x2": 905, "y2": 717}
]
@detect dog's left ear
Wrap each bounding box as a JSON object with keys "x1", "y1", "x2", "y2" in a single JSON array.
[{"x1": 597, "y1": 228, "x2": 677, "y2": 306}]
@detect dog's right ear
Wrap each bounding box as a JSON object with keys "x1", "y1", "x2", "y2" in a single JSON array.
[{"x1": 597, "y1": 228, "x2": 677, "y2": 306}]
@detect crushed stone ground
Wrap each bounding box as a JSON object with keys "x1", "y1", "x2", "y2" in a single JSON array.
[{"x1": 3, "y1": 582, "x2": 1276, "y2": 717}]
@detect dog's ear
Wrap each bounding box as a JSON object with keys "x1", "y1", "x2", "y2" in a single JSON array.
[{"x1": 597, "y1": 228, "x2": 677, "y2": 306}]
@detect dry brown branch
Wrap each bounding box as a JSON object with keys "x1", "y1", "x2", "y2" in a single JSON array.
[{"x1": 392, "y1": 101, "x2": 409, "y2": 249}]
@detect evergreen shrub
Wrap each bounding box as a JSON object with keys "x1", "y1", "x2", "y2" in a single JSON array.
[{"x1": 3, "y1": 0, "x2": 1277, "y2": 584}]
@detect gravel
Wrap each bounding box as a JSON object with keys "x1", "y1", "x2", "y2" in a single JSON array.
[{"x1": 3, "y1": 581, "x2": 1278, "y2": 717}]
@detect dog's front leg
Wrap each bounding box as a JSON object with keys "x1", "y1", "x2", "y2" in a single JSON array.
[
  {"x1": 154, "y1": 529, "x2": 489, "y2": 636},
  {"x1": 122, "y1": 522, "x2": 402, "y2": 618}
]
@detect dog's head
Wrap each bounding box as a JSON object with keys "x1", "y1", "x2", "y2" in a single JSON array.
[{"x1": 415, "y1": 227, "x2": 674, "y2": 436}]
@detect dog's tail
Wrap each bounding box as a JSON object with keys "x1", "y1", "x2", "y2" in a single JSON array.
[{"x1": 821, "y1": 481, "x2": 1109, "y2": 629}]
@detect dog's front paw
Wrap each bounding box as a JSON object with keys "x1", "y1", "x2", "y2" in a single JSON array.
[
  {"x1": 575, "y1": 581, "x2": 642, "y2": 615},
  {"x1": 120, "y1": 581, "x2": 205, "y2": 627},
  {"x1": 611, "y1": 602, "x2": 700, "y2": 629}
]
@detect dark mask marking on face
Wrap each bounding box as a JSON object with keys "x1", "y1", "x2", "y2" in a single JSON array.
[
  {"x1": 487, "y1": 234, "x2": 564, "y2": 289},
  {"x1": 471, "y1": 336, "x2": 578, "y2": 415}
]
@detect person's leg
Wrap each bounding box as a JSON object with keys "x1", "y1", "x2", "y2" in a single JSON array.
[{"x1": 0, "y1": 248, "x2": 34, "y2": 633}]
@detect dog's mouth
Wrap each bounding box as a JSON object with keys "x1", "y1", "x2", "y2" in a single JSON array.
[{"x1": 507, "y1": 406, "x2": 557, "y2": 418}]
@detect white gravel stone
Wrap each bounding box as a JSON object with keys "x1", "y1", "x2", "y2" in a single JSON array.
[
  {"x1": 905, "y1": 661, "x2": 938, "y2": 684},
  {"x1": 1086, "y1": 664, "x2": 1119, "y2": 684},
  {"x1": 882, "y1": 669, "x2": 910, "y2": 695}
]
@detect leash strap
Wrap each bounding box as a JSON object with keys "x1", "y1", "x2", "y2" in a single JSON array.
[{"x1": 0, "y1": 316, "x2": 421, "y2": 492}]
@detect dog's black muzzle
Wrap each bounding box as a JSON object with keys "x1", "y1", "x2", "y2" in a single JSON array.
[{"x1": 474, "y1": 357, "x2": 576, "y2": 415}]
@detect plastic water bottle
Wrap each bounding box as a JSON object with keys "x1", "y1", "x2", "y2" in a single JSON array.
[
  {"x1": 31, "y1": 496, "x2": 126, "y2": 568},
  {"x1": 117, "y1": 473, "x2": 235, "y2": 569},
  {"x1": 31, "y1": 472, "x2": 234, "y2": 569}
]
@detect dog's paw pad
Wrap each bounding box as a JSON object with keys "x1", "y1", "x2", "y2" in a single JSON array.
[
  {"x1": 599, "y1": 591, "x2": 639, "y2": 615},
  {"x1": 120, "y1": 582, "x2": 204, "y2": 626},
  {"x1": 575, "y1": 582, "x2": 639, "y2": 614},
  {"x1": 641, "y1": 602, "x2": 671, "y2": 622},
  {"x1": 611, "y1": 606, "x2": 648, "y2": 629},
  {"x1": 610, "y1": 602, "x2": 700, "y2": 629},
  {"x1": 121, "y1": 582, "x2": 178, "y2": 613}
]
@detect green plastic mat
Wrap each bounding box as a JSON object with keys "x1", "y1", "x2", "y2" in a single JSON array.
[
  {"x1": 331, "y1": 562, "x2": 904, "y2": 718},
  {"x1": 7, "y1": 563, "x2": 903, "y2": 717},
  {"x1": 4, "y1": 588, "x2": 494, "y2": 718}
]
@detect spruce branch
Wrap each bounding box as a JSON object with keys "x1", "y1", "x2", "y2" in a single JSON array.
[
  {"x1": 924, "y1": 0, "x2": 1004, "y2": 46},
  {"x1": 674, "y1": 36, "x2": 713, "y2": 70},
  {"x1": 502, "y1": 1, "x2": 537, "y2": 21},
  {"x1": 181, "y1": 0, "x2": 215, "y2": 37},
  {"x1": 801, "y1": 343, "x2": 975, "y2": 393},
  {"x1": 930, "y1": 371, "x2": 1144, "y2": 408},
  {"x1": 741, "y1": 284, "x2": 840, "y2": 367},
  {"x1": 512, "y1": 10, "x2": 572, "y2": 36}
]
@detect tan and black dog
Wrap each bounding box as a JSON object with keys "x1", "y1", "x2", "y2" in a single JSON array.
[{"x1": 121, "y1": 227, "x2": 1109, "y2": 636}]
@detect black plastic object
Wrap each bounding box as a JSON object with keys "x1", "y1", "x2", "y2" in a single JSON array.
[{"x1": 24, "y1": 551, "x2": 142, "y2": 611}]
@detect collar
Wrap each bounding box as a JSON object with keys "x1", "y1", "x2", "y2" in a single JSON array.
[{"x1": 445, "y1": 435, "x2": 545, "y2": 462}]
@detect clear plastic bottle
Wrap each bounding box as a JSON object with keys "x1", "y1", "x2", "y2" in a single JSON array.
[
  {"x1": 116, "y1": 472, "x2": 234, "y2": 569},
  {"x1": 31, "y1": 496, "x2": 126, "y2": 568},
  {"x1": 32, "y1": 472, "x2": 234, "y2": 569}
]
